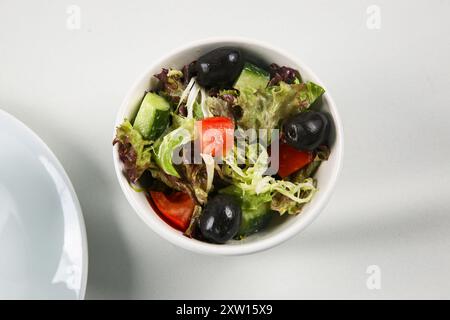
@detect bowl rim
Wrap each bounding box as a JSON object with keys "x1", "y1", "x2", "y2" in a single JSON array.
[{"x1": 112, "y1": 36, "x2": 344, "y2": 255}]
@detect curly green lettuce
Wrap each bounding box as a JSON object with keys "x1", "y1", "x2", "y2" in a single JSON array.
[
  {"x1": 176, "y1": 163, "x2": 208, "y2": 205},
  {"x1": 113, "y1": 120, "x2": 153, "y2": 182},
  {"x1": 237, "y1": 81, "x2": 325, "y2": 130},
  {"x1": 221, "y1": 144, "x2": 317, "y2": 215},
  {"x1": 205, "y1": 96, "x2": 232, "y2": 118},
  {"x1": 149, "y1": 164, "x2": 208, "y2": 205},
  {"x1": 154, "y1": 68, "x2": 186, "y2": 104},
  {"x1": 271, "y1": 146, "x2": 330, "y2": 215}
]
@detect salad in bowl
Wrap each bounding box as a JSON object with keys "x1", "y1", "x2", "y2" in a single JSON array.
[{"x1": 113, "y1": 42, "x2": 338, "y2": 248}]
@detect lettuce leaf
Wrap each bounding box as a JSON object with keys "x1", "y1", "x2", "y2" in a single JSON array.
[
  {"x1": 221, "y1": 143, "x2": 317, "y2": 215},
  {"x1": 205, "y1": 96, "x2": 234, "y2": 119},
  {"x1": 154, "y1": 68, "x2": 186, "y2": 105},
  {"x1": 149, "y1": 167, "x2": 195, "y2": 198},
  {"x1": 268, "y1": 64, "x2": 302, "y2": 86},
  {"x1": 184, "y1": 205, "x2": 202, "y2": 237},
  {"x1": 270, "y1": 189, "x2": 310, "y2": 215},
  {"x1": 153, "y1": 118, "x2": 194, "y2": 178},
  {"x1": 175, "y1": 163, "x2": 208, "y2": 205},
  {"x1": 113, "y1": 120, "x2": 153, "y2": 182},
  {"x1": 203, "y1": 89, "x2": 239, "y2": 119},
  {"x1": 237, "y1": 81, "x2": 325, "y2": 130},
  {"x1": 270, "y1": 146, "x2": 329, "y2": 215},
  {"x1": 193, "y1": 101, "x2": 204, "y2": 120},
  {"x1": 149, "y1": 162, "x2": 209, "y2": 205}
]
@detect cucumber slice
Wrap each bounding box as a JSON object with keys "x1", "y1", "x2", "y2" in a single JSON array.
[
  {"x1": 234, "y1": 62, "x2": 270, "y2": 93},
  {"x1": 219, "y1": 185, "x2": 274, "y2": 237},
  {"x1": 238, "y1": 201, "x2": 274, "y2": 237},
  {"x1": 133, "y1": 92, "x2": 170, "y2": 140}
]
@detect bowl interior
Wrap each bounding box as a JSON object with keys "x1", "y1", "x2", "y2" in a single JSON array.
[{"x1": 113, "y1": 39, "x2": 342, "y2": 254}]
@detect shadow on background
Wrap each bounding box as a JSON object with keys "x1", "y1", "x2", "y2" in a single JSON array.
[{"x1": 60, "y1": 137, "x2": 134, "y2": 299}]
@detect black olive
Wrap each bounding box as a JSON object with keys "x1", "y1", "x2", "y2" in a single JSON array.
[
  {"x1": 199, "y1": 194, "x2": 242, "y2": 244},
  {"x1": 195, "y1": 47, "x2": 244, "y2": 88},
  {"x1": 282, "y1": 111, "x2": 330, "y2": 151}
]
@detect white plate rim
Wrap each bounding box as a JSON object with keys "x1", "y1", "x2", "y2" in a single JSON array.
[{"x1": 0, "y1": 109, "x2": 89, "y2": 299}]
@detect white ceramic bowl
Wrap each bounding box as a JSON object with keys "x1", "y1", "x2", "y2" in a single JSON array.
[{"x1": 113, "y1": 37, "x2": 343, "y2": 255}]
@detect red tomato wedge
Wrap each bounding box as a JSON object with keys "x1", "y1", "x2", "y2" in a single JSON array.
[
  {"x1": 277, "y1": 142, "x2": 314, "y2": 178},
  {"x1": 149, "y1": 191, "x2": 195, "y2": 232},
  {"x1": 196, "y1": 117, "x2": 234, "y2": 157}
]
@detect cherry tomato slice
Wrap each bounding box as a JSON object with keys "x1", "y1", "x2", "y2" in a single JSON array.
[
  {"x1": 277, "y1": 142, "x2": 313, "y2": 178},
  {"x1": 196, "y1": 117, "x2": 234, "y2": 157},
  {"x1": 149, "y1": 191, "x2": 195, "y2": 231}
]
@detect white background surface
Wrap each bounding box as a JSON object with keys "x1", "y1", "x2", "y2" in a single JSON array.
[{"x1": 1, "y1": 0, "x2": 449, "y2": 299}]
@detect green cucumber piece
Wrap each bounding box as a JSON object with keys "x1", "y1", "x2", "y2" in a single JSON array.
[
  {"x1": 133, "y1": 92, "x2": 170, "y2": 140},
  {"x1": 219, "y1": 185, "x2": 274, "y2": 238},
  {"x1": 234, "y1": 62, "x2": 270, "y2": 93},
  {"x1": 238, "y1": 201, "x2": 274, "y2": 237}
]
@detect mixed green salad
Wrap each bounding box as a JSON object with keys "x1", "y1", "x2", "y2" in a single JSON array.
[{"x1": 114, "y1": 47, "x2": 331, "y2": 244}]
